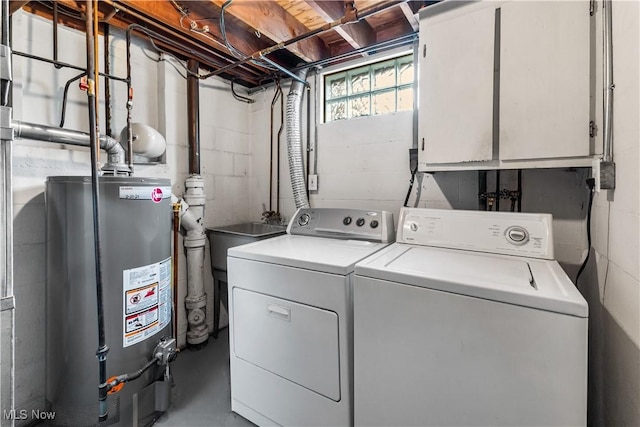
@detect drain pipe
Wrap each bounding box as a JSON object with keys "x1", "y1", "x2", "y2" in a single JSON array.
[
  {"x1": 184, "y1": 59, "x2": 208, "y2": 347},
  {"x1": 286, "y1": 68, "x2": 310, "y2": 209},
  {"x1": 12, "y1": 120, "x2": 130, "y2": 175},
  {"x1": 171, "y1": 194, "x2": 207, "y2": 347}
]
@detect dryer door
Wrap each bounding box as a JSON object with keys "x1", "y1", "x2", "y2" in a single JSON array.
[{"x1": 232, "y1": 288, "x2": 341, "y2": 401}]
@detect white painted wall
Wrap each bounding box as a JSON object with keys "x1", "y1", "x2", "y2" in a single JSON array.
[
  {"x1": 9, "y1": 12, "x2": 254, "y2": 421},
  {"x1": 580, "y1": 2, "x2": 640, "y2": 425}
]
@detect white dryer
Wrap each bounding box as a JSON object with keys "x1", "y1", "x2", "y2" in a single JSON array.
[
  {"x1": 227, "y1": 208, "x2": 395, "y2": 426},
  {"x1": 353, "y1": 208, "x2": 588, "y2": 427}
]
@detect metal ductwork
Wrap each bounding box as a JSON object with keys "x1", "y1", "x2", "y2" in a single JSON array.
[
  {"x1": 286, "y1": 69, "x2": 310, "y2": 209},
  {"x1": 12, "y1": 120, "x2": 130, "y2": 175}
]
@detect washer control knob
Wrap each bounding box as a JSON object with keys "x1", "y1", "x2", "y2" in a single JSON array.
[
  {"x1": 410, "y1": 222, "x2": 418, "y2": 232},
  {"x1": 506, "y1": 226, "x2": 529, "y2": 245},
  {"x1": 343, "y1": 216, "x2": 352, "y2": 226},
  {"x1": 298, "y1": 213, "x2": 310, "y2": 227},
  {"x1": 356, "y1": 218, "x2": 366, "y2": 227},
  {"x1": 370, "y1": 220, "x2": 379, "y2": 229}
]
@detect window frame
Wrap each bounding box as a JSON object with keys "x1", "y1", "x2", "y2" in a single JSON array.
[{"x1": 321, "y1": 50, "x2": 415, "y2": 123}]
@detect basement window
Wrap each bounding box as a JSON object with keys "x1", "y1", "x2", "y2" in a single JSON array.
[{"x1": 323, "y1": 53, "x2": 414, "y2": 122}]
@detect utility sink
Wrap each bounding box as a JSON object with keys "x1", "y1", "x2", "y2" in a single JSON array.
[
  {"x1": 206, "y1": 222, "x2": 287, "y2": 338},
  {"x1": 206, "y1": 223, "x2": 287, "y2": 272}
]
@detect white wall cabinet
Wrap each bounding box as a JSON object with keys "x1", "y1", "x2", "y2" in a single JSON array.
[{"x1": 418, "y1": 1, "x2": 597, "y2": 171}]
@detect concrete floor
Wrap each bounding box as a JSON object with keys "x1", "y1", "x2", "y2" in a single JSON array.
[{"x1": 155, "y1": 329, "x2": 254, "y2": 427}]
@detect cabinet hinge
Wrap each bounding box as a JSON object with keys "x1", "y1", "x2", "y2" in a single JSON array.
[
  {"x1": 589, "y1": 120, "x2": 597, "y2": 137},
  {"x1": 589, "y1": 0, "x2": 595, "y2": 16},
  {"x1": 423, "y1": 44, "x2": 426, "y2": 58}
]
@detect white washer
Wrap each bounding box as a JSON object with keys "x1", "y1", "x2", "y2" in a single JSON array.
[
  {"x1": 354, "y1": 208, "x2": 588, "y2": 427},
  {"x1": 227, "y1": 208, "x2": 395, "y2": 426}
]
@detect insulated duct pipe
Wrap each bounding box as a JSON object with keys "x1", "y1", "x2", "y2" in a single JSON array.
[
  {"x1": 286, "y1": 68, "x2": 310, "y2": 209},
  {"x1": 12, "y1": 121, "x2": 130, "y2": 175},
  {"x1": 171, "y1": 193, "x2": 208, "y2": 347}
]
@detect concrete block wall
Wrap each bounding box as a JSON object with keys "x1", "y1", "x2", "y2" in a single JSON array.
[
  {"x1": 9, "y1": 11, "x2": 254, "y2": 420},
  {"x1": 249, "y1": 78, "x2": 587, "y2": 270},
  {"x1": 580, "y1": 2, "x2": 640, "y2": 425}
]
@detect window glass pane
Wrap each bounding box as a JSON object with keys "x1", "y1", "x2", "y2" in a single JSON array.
[
  {"x1": 327, "y1": 99, "x2": 347, "y2": 121},
  {"x1": 326, "y1": 73, "x2": 347, "y2": 99},
  {"x1": 397, "y1": 86, "x2": 413, "y2": 112},
  {"x1": 372, "y1": 89, "x2": 396, "y2": 115},
  {"x1": 349, "y1": 69, "x2": 370, "y2": 94},
  {"x1": 323, "y1": 53, "x2": 413, "y2": 122},
  {"x1": 372, "y1": 60, "x2": 395, "y2": 90},
  {"x1": 349, "y1": 95, "x2": 370, "y2": 118},
  {"x1": 398, "y1": 60, "x2": 414, "y2": 86}
]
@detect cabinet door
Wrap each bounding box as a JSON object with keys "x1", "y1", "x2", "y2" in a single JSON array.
[
  {"x1": 419, "y1": 4, "x2": 497, "y2": 164},
  {"x1": 499, "y1": 1, "x2": 591, "y2": 160}
]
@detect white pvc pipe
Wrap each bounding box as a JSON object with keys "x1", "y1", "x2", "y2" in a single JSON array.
[{"x1": 171, "y1": 192, "x2": 208, "y2": 346}]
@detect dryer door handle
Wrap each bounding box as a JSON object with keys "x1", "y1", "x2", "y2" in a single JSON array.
[{"x1": 267, "y1": 303, "x2": 291, "y2": 322}]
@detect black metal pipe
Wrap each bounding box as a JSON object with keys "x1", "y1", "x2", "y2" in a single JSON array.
[
  {"x1": 495, "y1": 170, "x2": 500, "y2": 211},
  {"x1": 0, "y1": 0, "x2": 7, "y2": 45},
  {"x1": 104, "y1": 24, "x2": 112, "y2": 137},
  {"x1": 478, "y1": 171, "x2": 487, "y2": 211},
  {"x1": 276, "y1": 83, "x2": 284, "y2": 213},
  {"x1": 187, "y1": 59, "x2": 200, "y2": 175},
  {"x1": 125, "y1": 27, "x2": 134, "y2": 171},
  {"x1": 269, "y1": 81, "x2": 281, "y2": 211},
  {"x1": 59, "y1": 72, "x2": 86, "y2": 128},
  {"x1": 12, "y1": 51, "x2": 127, "y2": 82},
  {"x1": 1, "y1": 0, "x2": 10, "y2": 106},
  {"x1": 84, "y1": 0, "x2": 109, "y2": 422},
  {"x1": 305, "y1": 82, "x2": 311, "y2": 198},
  {"x1": 53, "y1": 1, "x2": 61, "y2": 69},
  {"x1": 517, "y1": 169, "x2": 522, "y2": 212}
]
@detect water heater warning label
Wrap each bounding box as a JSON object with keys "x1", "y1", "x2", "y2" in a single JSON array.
[{"x1": 123, "y1": 257, "x2": 172, "y2": 347}]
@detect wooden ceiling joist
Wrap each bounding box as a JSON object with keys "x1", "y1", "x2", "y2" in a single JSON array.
[
  {"x1": 9, "y1": 0, "x2": 31, "y2": 15},
  {"x1": 208, "y1": 0, "x2": 328, "y2": 63},
  {"x1": 307, "y1": 0, "x2": 376, "y2": 50}
]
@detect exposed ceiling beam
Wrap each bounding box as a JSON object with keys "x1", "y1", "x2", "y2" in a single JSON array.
[
  {"x1": 307, "y1": 0, "x2": 376, "y2": 50},
  {"x1": 9, "y1": 0, "x2": 32, "y2": 14},
  {"x1": 120, "y1": 1, "x2": 269, "y2": 63},
  {"x1": 208, "y1": 0, "x2": 327, "y2": 63},
  {"x1": 399, "y1": 2, "x2": 419, "y2": 32}
]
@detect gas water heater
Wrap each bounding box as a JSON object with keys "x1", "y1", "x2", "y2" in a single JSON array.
[{"x1": 46, "y1": 176, "x2": 176, "y2": 426}]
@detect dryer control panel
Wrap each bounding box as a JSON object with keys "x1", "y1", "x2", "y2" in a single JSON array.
[
  {"x1": 397, "y1": 208, "x2": 554, "y2": 259},
  {"x1": 288, "y1": 208, "x2": 395, "y2": 243}
]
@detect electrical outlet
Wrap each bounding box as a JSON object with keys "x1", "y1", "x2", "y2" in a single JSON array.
[{"x1": 308, "y1": 174, "x2": 318, "y2": 191}]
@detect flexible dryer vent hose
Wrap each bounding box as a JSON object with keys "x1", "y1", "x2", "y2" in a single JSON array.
[{"x1": 286, "y1": 69, "x2": 310, "y2": 209}]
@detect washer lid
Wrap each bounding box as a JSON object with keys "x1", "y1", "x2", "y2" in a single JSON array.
[
  {"x1": 356, "y1": 244, "x2": 588, "y2": 317},
  {"x1": 228, "y1": 235, "x2": 390, "y2": 275}
]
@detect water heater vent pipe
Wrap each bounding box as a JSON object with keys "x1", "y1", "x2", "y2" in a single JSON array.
[{"x1": 11, "y1": 120, "x2": 130, "y2": 175}]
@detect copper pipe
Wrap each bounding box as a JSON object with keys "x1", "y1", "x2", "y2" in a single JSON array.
[
  {"x1": 172, "y1": 203, "x2": 180, "y2": 340},
  {"x1": 187, "y1": 58, "x2": 200, "y2": 175}
]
